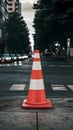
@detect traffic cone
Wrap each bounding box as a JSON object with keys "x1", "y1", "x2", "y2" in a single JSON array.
[{"x1": 22, "y1": 50, "x2": 52, "y2": 108}]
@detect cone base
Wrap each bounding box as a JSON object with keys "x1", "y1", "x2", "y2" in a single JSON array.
[{"x1": 22, "y1": 99, "x2": 52, "y2": 109}]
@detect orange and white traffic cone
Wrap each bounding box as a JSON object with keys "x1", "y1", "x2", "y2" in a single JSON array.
[{"x1": 22, "y1": 50, "x2": 52, "y2": 108}]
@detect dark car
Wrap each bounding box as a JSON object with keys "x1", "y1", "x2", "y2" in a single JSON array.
[
  {"x1": 10, "y1": 54, "x2": 17, "y2": 62},
  {"x1": 16, "y1": 54, "x2": 22, "y2": 61},
  {"x1": 1, "y1": 53, "x2": 11, "y2": 63},
  {"x1": 43, "y1": 51, "x2": 53, "y2": 56}
]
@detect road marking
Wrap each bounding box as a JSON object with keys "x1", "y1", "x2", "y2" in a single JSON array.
[
  {"x1": 51, "y1": 84, "x2": 67, "y2": 91},
  {"x1": 0, "y1": 64, "x2": 10, "y2": 66},
  {"x1": 48, "y1": 65, "x2": 73, "y2": 67},
  {"x1": 10, "y1": 84, "x2": 25, "y2": 91},
  {"x1": 67, "y1": 85, "x2": 73, "y2": 91}
]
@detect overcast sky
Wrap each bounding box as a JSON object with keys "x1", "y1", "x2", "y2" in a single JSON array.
[
  {"x1": 20, "y1": 0, "x2": 36, "y2": 4},
  {"x1": 20, "y1": 0, "x2": 37, "y2": 50}
]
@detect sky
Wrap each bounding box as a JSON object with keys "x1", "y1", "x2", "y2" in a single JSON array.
[
  {"x1": 20, "y1": 0, "x2": 37, "y2": 50},
  {"x1": 20, "y1": 0, "x2": 36, "y2": 4}
]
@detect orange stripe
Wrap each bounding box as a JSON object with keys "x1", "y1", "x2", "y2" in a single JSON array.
[
  {"x1": 33, "y1": 58, "x2": 40, "y2": 62},
  {"x1": 27, "y1": 90, "x2": 47, "y2": 104},
  {"x1": 31, "y1": 70, "x2": 43, "y2": 79},
  {"x1": 34, "y1": 50, "x2": 40, "y2": 53}
]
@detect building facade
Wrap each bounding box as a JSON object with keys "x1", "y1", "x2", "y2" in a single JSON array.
[
  {"x1": 7, "y1": 0, "x2": 21, "y2": 14},
  {"x1": 0, "y1": 0, "x2": 21, "y2": 54},
  {"x1": 0, "y1": 0, "x2": 8, "y2": 55}
]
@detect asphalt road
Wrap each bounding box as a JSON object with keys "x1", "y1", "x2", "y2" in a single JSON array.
[
  {"x1": 0, "y1": 56, "x2": 73, "y2": 130},
  {"x1": 0, "y1": 56, "x2": 73, "y2": 98}
]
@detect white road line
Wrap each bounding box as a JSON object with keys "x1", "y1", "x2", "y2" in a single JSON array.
[
  {"x1": 67, "y1": 85, "x2": 73, "y2": 91},
  {"x1": 48, "y1": 65, "x2": 73, "y2": 67},
  {"x1": 0, "y1": 64, "x2": 10, "y2": 66},
  {"x1": 10, "y1": 84, "x2": 25, "y2": 91},
  {"x1": 51, "y1": 84, "x2": 67, "y2": 91}
]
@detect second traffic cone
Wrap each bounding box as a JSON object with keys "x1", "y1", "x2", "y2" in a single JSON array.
[{"x1": 22, "y1": 50, "x2": 52, "y2": 108}]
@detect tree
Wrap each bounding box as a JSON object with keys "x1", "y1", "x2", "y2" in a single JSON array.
[
  {"x1": 33, "y1": 0, "x2": 73, "y2": 51},
  {"x1": 5, "y1": 12, "x2": 31, "y2": 54}
]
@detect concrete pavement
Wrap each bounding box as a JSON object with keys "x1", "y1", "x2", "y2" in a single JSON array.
[{"x1": 0, "y1": 97, "x2": 73, "y2": 130}]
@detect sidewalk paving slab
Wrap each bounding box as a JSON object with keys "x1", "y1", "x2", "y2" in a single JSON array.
[{"x1": 0, "y1": 97, "x2": 73, "y2": 130}]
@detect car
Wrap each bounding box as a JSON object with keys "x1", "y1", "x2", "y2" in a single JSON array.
[
  {"x1": 10, "y1": 54, "x2": 17, "y2": 62},
  {"x1": 0, "y1": 56, "x2": 1, "y2": 62},
  {"x1": 16, "y1": 54, "x2": 22, "y2": 61},
  {"x1": 43, "y1": 51, "x2": 53, "y2": 56},
  {"x1": 21, "y1": 54, "x2": 28, "y2": 60},
  {"x1": 1, "y1": 53, "x2": 11, "y2": 63}
]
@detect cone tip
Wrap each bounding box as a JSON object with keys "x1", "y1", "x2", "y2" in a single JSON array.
[{"x1": 34, "y1": 50, "x2": 40, "y2": 53}]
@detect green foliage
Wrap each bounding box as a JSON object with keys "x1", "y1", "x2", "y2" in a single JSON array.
[
  {"x1": 5, "y1": 12, "x2": 31, "y2": 54},
  {"x1": 33, "y1": 0, "x2": 73, "y2": 51}
]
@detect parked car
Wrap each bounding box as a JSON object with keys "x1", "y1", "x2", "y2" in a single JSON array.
[
  {"x1": 1, "y1": 53, "x2": 11, "y2": 63},
  {"x1": 0, "y1": 56, "x2": 1, "y2": 62},
  {"x1": 16, "y1": 54, "x2": 22, "y2": 61},
  {"x1": 21, "y1": 54, "x2": 28, "y2": 60},
  {"x1": 43, "y1": 51, "x2": 53, "y2": 56},
  {"x1": 10, "y1": 54, "x2": 17, "y2": 62}
]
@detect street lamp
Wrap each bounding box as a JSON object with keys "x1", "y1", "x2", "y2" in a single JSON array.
[{"x1": 67, "y1": 38, "x2": 70, "y2": 60}]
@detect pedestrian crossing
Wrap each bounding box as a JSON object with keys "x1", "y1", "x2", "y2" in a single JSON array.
[
  {"x1": 51, "y1": 84, "x2": 67, "y2": 91},
  {"x1": 10, "y1": 84, "x2": 25, "y2": 90},
  {"x1": 50, "y1": 84, "x2": 73, "y2": 91},
  {"x1": 67, "y1": 85, "x2": 73, "y2": 91},
  {"x1": 9, "y1": 84, "x2": 73, "y2": 91}
]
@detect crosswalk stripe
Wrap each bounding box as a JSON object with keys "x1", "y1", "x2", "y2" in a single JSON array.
[
  {"x1": 9, "y1": 84, "x2": 73, "y2": 91},
  {"x1": 67, "y1": 85, "x2": 73, "y2": 91},
  {"x1": 10, "y1": 84, "x2": 25, "y2": 91},
  {"x1": 51, "y1": 84, "x2": 67, "y2": 91}
]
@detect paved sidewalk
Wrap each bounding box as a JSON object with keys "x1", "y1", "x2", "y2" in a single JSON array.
[{"x1": 0, "y1": 97, "x2": 73, "y2": 130}]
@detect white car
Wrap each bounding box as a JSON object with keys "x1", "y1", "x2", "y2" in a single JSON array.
[
  {"x1": 1, "y1": 53, "x2": 11, "y2": 63},
  {"x1": 21, "y1": 54, "x2": 28, "y2": 60}
]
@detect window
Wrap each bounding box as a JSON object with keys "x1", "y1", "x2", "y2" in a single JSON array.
[{"x1": 8, "y1": 3, "x2": 12, "y2": 6}]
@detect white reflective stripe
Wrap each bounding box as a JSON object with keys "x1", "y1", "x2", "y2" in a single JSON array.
[
  {"x1": 29, "y1": 79, "x2": 44, "y2": 90},
  {"x1": 34, "y1": 53, "x2": 40, "y2": 58},
  {"x1": 32, "y1": 61, "x2": 41, "y2": 70}
]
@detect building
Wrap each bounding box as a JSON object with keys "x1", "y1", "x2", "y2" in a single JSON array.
[
  {"x1": 7, "y1": 0, "x2": 21, "y2": 14},
  {"x1": 0, "y1": 0, "x2": 8, "y2": 55},
  {"x1": 15, "y1": 0, "x2": 21, "y2": 15},
  {"x1": 0, "y1": 0, "x2": 21, "y2": 54}
]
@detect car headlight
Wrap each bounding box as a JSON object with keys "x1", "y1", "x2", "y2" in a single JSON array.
[
  {"x1": 14, "y1": 57, "x2": 17, "y2": 59},
  {"x1": 6, "y1": 57, "x2": 11, "y2": 60},
  {"x1": 19, "y1": 56, "x2": 22, "y2": 59}
]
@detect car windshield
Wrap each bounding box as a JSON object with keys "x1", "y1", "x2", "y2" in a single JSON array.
[
  {"x1": 10, "y1": 54, "x2": 15, "y2": 57},
  {"x1": 3, "y1": 54, "x2": 10, "y2": 57}
]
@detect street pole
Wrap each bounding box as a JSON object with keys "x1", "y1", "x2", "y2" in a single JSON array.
[{"x1": 67, "y1": 38, "x2": 70, "y2": 60}]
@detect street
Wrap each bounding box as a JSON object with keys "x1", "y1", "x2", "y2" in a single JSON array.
[
  {"x1": 0, "y1": 56, "x2": 73, "y2": 130},
  {"x1": 0, "y1": 56, "x2": 73, "y2": 98},
  {"x1": 0, "y1": 0, "x2": 73, "y2": 129}
]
